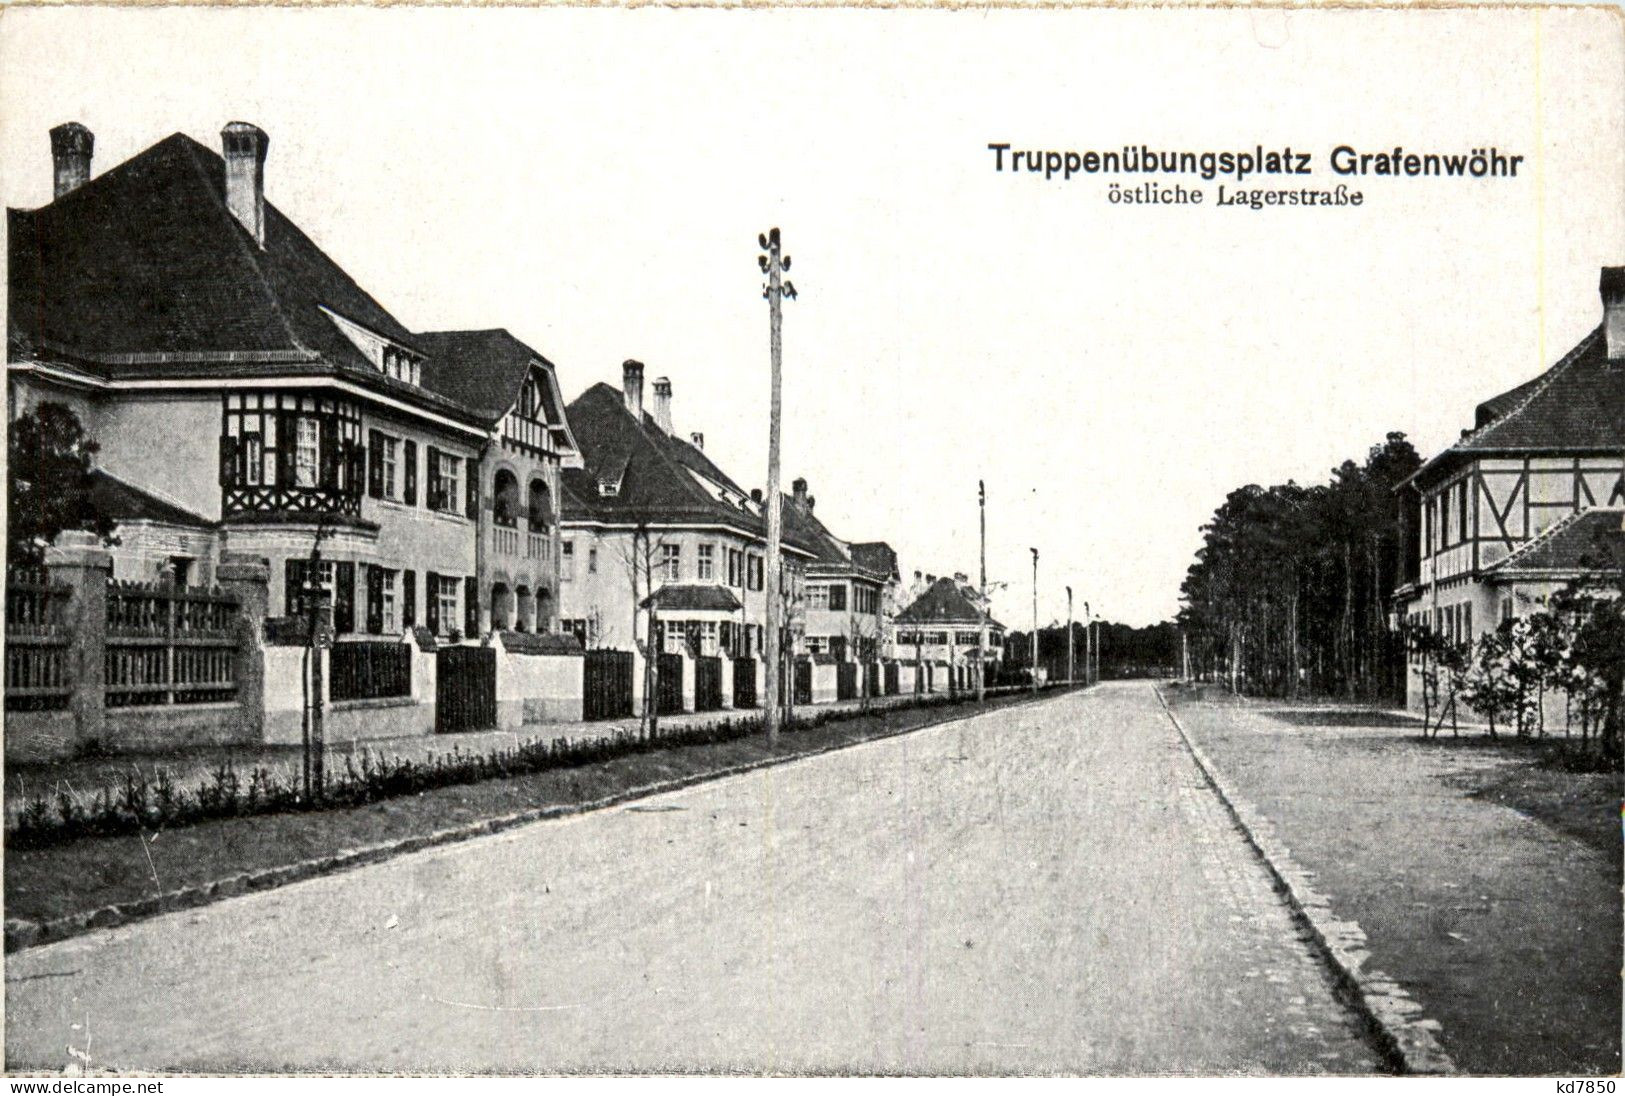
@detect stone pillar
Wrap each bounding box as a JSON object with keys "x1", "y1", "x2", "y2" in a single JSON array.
[
  {"x1": 218, "y1": 552, "x2": 270, "y2": 741},
  {"x1": 45, "y1": 531, "x2": 112, "y2": 751}
]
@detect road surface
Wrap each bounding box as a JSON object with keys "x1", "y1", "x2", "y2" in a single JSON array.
[{"x1": 6, "y1": 682, "x2": 1380, "y2": 1074}]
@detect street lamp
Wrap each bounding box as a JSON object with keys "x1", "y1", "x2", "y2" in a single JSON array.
[{"x1": 1030, "y1": 547, "x2": 1039, "y2": 694}]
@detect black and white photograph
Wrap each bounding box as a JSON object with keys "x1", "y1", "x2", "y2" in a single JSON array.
[{"x1": 1, "y1": 2, "x2": 1622, "y2": 1080}]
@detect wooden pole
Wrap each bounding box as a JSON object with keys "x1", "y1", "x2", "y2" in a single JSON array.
[
  {"x1": 978, "y1": 480, "x2": 988, "y2": 702},
  {"x1": 759, "y1": 229, "x2": 789, "y2": 746},
  {"x1": 1066, "y1": 585, "x2": 1074, "y2": 686}
]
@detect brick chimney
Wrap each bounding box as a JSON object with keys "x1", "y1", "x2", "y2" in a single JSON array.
[
  {"x1": 690, "y1": 432, "x2": 705, "y2": 451},
  {"x1": 792, "y1": 477, "x2": 808, "y2": 506},
  {"x1": 622, "y1": 360, "x2": 645, "y2": 419},
  {"x1": 49, "y1": 123, "x2": 93, "y2": 199},
  {"x1": 1602, "y1": 266, "x2": 1625, "y2": 362},
  {"x1": 221, "y1": 122, "x2": 269, "y2": 247},
  {"x1": 652, "y1": 377, "x2": 673, "y2": 434}
]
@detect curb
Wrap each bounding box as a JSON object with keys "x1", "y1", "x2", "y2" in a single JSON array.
[
  {"x1": 6, "y1": 687, "x2": 1075, "y2": 955},
  {"x1": 1154, "y1": 687, "x2": 1457, "y2": 1077}
]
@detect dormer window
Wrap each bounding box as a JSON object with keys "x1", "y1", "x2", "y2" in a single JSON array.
[
  {"x1": 599, "y1": 481, "x2": 620, "y2": 498},
  {"x1": 382, "y1": 346, "x2": 421, "y2": 385}
]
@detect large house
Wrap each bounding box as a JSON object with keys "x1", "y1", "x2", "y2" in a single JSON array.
[
  {"x1": 7, "y1": 123, "x2": 576, "y2": 641},
  {"x1": 1393, "y1": 265, "x2": 1625, "y2": 709},
  {"x1": 556, "y1": 362, "x2": 817, "y2": 659}
]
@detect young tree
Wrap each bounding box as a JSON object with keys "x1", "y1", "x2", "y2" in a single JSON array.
[
  {"x1": 615, "y1": 524, "x2": 669, "y2": 739},
  {"x1": 7, "y1": 402, "x2": 116, "y2": 568}
]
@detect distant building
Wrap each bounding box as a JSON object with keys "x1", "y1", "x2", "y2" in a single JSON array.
[
  {"x1": 890, "y1": 574, "x2": 1006, "y2": 674},
  {"x1": 782, "y1": 479, "x2": 897, "y2": 662},
  {"x1": 1393, "y1": 265, "x2": 1625, "y2": 709}
]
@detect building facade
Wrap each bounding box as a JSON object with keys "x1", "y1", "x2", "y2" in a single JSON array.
[
  {"x1": 556, "y1": 362, "x2": 816, "y2": 660},
  {"x1": 7, "y1": 123, "x2": 583, "y2": 645},
  {"x1": 1392, "y1": 266, "x2": 1625, "y2": 709},
  {"x1": 782, "y1": 479, "x2": 896, "y2": 662}
]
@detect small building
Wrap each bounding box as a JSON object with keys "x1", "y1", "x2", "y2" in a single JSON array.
[
  {"x1": 890, "y1": 574, "x2": 1007, "y2": 676},
  {"x1": 1393, "y1": 265, "x2": 1625, "y2": 710}
]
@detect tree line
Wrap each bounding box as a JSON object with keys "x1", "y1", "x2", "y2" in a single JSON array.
[
  {"x1": 1176, "y1": 431, "x2": 1421, "y2": 702},
  {"x1": 1006, "y1": 620, "x2": 1181, "y2": 682}
]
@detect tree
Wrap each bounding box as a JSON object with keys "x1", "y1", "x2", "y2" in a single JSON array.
[
  {"x1": 7, "y1": 402, "x2": 115, "y2": 568},
  {"x1": 615, "y1": 524, "x2": 670, "y2": 739},
  {"x1": 1549, "y1": 524, "x2": 1625, "y2": 763}
]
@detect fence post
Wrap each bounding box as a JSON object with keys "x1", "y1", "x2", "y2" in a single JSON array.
[
  {"x1": 45, "y1": 531, "x2": 111, "y2": 752},
  {"x1": 218, "y1": 552, "x2": 270, "y2": 741}
]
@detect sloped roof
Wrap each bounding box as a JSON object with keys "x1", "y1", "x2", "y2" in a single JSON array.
[
  {"x1": 7, "y1": 131, "x2": 481, "y2": 425},
  {"x1": 851, "y1": 541, "x2": 899, "y2": 581},
  {"x1": 413, "y1": 328, "x2": 564, "y2": 425},
  {"x1": 1484, "y1": 507, "x2": 1624, "y2": 576},
  {"x1": 1410, "y1": 326, "x2": 1625, "y2": 487},
  {"x1": 560, "y1": 383, "x2": 820, "y2": 556},
  {"x1": 895, "y1": 576, "x2": 1005, "y2": 629},
  {"x1": 90, "y1": 469, "x2": 213, "y2": 529},
  {"x1": 640, "y1": 584, "x2": 744, "y2": 612},
  {"x1": 782, "y1": 496, "x2": 851, "y2": 568}
]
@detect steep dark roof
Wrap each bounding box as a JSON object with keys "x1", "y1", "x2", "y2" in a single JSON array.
[
  {"x1": 8, "y1": 132, "x2": 481, "y2": 425},
  {"x1": 1411, "y1": 327, "x2": 1625, "y2": 487},
  {"x1": 560, "y1": 383, "x2": 820, "y2": 556},
  {"x1": 895, "y1": 576, "x2": 1004, "y2": 629},
  {"x1": 782, "y1": 496, "x2": 851, "y2": 568},
  {"x1": 414, "y1": 328, "x2": 563, "y2": 425},
  {"x1": 89, "y1": 469, "x2": 212, "y2": 529},
  {"x1": 851, "y1": 541, "x2": 899, "y2": 582},
  {"x1": 1484, "y1": 508, "x2": 1624, "y2": 576},
  {"x1": 640, "y1": 584, "x2": 744, "y2": 612}
]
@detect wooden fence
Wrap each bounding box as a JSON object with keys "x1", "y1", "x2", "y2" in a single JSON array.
[
  {"x1": 330, "y1": 640, "x2": 412, "y2": 702},
  {"x1": 105, "y1": 580, "x2": 241, "y2": 707},
  {"x1": 4, "y1": 572, "x2": 74, "y2": 712}
]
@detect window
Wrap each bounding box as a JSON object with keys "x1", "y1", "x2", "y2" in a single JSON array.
[
  {"x1": 1502, "y1": 597, "x2": 1514, "y2": 623},
  {"x1": 285, "y1": 558, "x2": 333, "y2": 617},
  {"x1": 828, "y1": 584, "x2": 847, "y2": 611},
  {"x1": 368, "y1": 431, "x2": 401, "y2": 501},
  {"x1": 1457, "y1": 480, "x2": 1469, "y2": 543},
  {"x1": 588, "y1": 545, "x2": 598, "y2": 574},
  {"x1": 561, "y1": 540, "x2": 575, "y2": 581},
  {"x1": 295, "y1": 417, "x2": 321, "y2": 488},
  {"x1": 806, "y1": 636, "x2": 826, "y2": 654},
  {"x1": 436, "y1": 575, "x2": 459, "y2": 636},
  {"x1": 806, "y1": 585, "x2": 830, "y2": 611},
  {"x1": 747, "y1": 553, "x2": 764, "y2": 591},
  {"x1": 1440, "y1": 489, "x2": 1452, "y2": 549},
  {"x1": 697, "y1": 543, "x2": 715, "y2": 581},
  {"x1": 367, "y1": 566, "x2": 399, "y2": 634},
  {"x1": 662, "y1": 543, "x2": 682, "y2": 582},
  {"x1": 956, "y1": 631, "x2": 981, "y2": 645},
  {"x1": 727, "y1": 548, "x2": 744, "y2": 588},
  {"x1": 429, "y1": 450, "x2": 461, "y2": 513}
]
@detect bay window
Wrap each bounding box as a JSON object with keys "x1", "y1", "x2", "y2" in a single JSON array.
[{"x1": 221, "y1": 393, "x2": 363, "y2": 516}]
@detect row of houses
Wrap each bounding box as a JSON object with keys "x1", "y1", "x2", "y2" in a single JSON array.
[{"x1": 6, "y1": 122, "x2": 1010, "y2": 753}]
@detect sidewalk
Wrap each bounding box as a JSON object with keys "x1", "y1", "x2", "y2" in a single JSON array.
[
  {"x1": 1165, "y1": 689, "x2": 1621, "y2": 1076},
  {"x1": 3, "y1": 691, "x2": 931, "y2": 822}
]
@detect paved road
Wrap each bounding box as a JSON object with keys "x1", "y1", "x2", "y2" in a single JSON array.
[{"x1": 6, "y1": 683, "x2": 1380, "y2": 1074}]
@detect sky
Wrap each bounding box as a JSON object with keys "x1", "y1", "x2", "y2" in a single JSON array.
[{"x1": 2, "y1": 6, "x2": 1622, "y2": 627}]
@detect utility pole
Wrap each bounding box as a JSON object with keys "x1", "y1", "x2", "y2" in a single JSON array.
[
  {"x1": 1083, "y1": 601, "x2": 1091, "y2": 686},
  {"x1": 757, "y1": 228, "x2": 796, "y2": 746},
  {"x1": 1066, "y1": 585, "x2": 1074, "y2": 686},
  {"x1": 977, "y1": 480, "x2": 988, "y2": 703},
  {"x1": 1030, "y1": 547, "x2": 1039, "y2": 694}
]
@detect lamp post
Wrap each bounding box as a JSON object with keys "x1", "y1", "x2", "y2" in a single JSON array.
[
  {"x1": 1066, "y1": 585, "x2": 1074, "y2": 686},
  {"x1": 757, "y1": 228, "x2": 796, "y2": 746},
  {"x1": 1030, "y1": 547, "x2": 1039, "y2": 694}
]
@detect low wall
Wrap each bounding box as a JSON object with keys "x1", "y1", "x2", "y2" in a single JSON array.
[
  {"x1": 264, "y1": 637, "x2": 436, "y2": 745},
  {"x1": 3, "y1": 711, "x2": 78, "y2": 763},
  {"x1": 494, "y1": 635, "x2": 584, "y2": 727},
  {"x1": 811, "y1": 663, "x2": 838, "y2": 705},
  {"x1": 897, "y1": 664, "x2": 919, "y2": 695}
]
